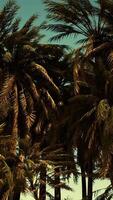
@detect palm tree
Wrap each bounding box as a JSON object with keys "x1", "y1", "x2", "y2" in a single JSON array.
[
  {"x1": 0, "y1": 1, "x2": 60, "y2": 199},
  {"x1": 32, "y1": 43, "x2": 75, "y2": 200},
  {"x1": 43, "y1": 0, "x2": 113, "y2": 199},
  {"x1": 44, "y1": 0, "x2": 112, "y2": 47},
  {"x1": 0, "y1": 0, "x2": 59, "y2": 152},
  {"x1": 61, "y1": 51, "x2": 113, "y2": 200}
]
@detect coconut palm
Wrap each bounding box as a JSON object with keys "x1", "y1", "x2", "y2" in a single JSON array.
[
  {"x1": 0, "y1": 1, "x2": 60, "y2": 199},
  {"x1": 44, "y1": 0, "x2": 112, "y2": 47},
  {"x1": 61, "y1": 51, "x2": 113, "y2": 200},
  {"x1": 0, "y1": 0, "x2": 59, "y2": 152},
  {"x1": 43, "y1": 0, "x2": 113, "y2": 199}
]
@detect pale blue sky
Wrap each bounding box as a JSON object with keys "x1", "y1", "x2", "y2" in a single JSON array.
[
  {"x1": 0, "y1": 0, "x2": 110, "y2": 199},
  {"x1": 0, "y1": 0, "x2": 76, "y2": 47}
]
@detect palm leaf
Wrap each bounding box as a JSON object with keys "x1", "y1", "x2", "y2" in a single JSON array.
[
  {"x1": 30, "y1": 62, "x2": 60, "y2": 94},
  {"x1": 22, "y1": 72, "x2": 40, "y2": 105},
  {"x1": 0, "y1": 75, "x2": 15, "y2": 101},
  {"x1": 41, "y1": 90, "x2": 57, "y2": 110}
]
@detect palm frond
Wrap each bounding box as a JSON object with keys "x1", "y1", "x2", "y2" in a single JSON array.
[
  {"x1": 41, "y1": 90, "x2": 57, "y2": 110},
  {"x1": 22, "y1": 72, "x2": 40, "y2": 105},
  {"x1": 9, "y1": 85, "x2": 18, "y2": 154},
  {"x1": 11, "y1": 18, "x2": 21, "y2": 33},
  {"x1": 22, "y1": 15, "x2": 38, "y2": 31},
  {"x1": 30, "y1": 62, "x2": 60, "y2": 94},
  {"x1": 95, "y1": 184, "x2": 113, "y2": 200},
  {"x1": 0, "y1": 75, "x2": 15, "y2": 99},
  {"x1": 0, "y1": 0, "x2": 19, "y2": 39}
]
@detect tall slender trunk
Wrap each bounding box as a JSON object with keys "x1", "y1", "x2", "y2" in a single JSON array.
[
  {"x1": 12, "y1": 189, "x2": 20, "y2": 200},
  {"x1": 8, "y1": 189, "x2": 20, "y2": 200},
  {"x1": 88, "y1": 159, "x2": 93, "y2": 200},
  {"x1": 39, "y1": 165, "x2": 46, "y2": 200},
  {"x1": 54, "y1": 168, "x2": 61, "y2": 200},
  {"x1": 81, "y1": 164, "x2": 87, "y2": 200}
]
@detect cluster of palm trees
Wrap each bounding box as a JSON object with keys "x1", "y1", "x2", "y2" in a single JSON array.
[{"x1": 1, "y1": 0, "x2": 113, "y2": 200}]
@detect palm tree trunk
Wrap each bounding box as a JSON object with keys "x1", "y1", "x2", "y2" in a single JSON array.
[
  {"x1": 12, "y1": 190, "x2": 20, "y2": 200},
  {"x1": 88, "y1": 159, "x2": 93, "y2": 200},
  {"x1": 39, "y1": 165, "x2": 46, "y2": 200},
  {"x1": 81, "y1": 164, "x2": 87, "y2": 200},
  {"x1": 54, "y1": 168, "x2": 61, "y2": 200},
  {"x1": 8, "y1": 189, "x2": 20, "y2": 200}
]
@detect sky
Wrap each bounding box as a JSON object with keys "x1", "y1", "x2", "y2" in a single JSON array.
[
  {"x1": 0, "y1": 0, "x2": 76, "y2": 48},
  {"x1": 20, "y1": 177, "x2": 110, "y2": 200},
  {"x1": 0, "y1": 0, "x2": 111, "y2": 199}
]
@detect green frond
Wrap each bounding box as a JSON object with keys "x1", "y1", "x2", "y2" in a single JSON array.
[
  {"x1": 4, "y1": 17, "x2": 40, "y2": 48},
  {"x1": 44, "y1": 24, "x2": 80, "y2": 40},
  {"x1": 50, "y1": 32, "x2": 78, "y2": 42},
  {"x1": 44, "y1": 0, "x2": 99, "y2": 41},
  {"x1": 0, "y1": 0, "x2": 19, "y2": 39}
]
